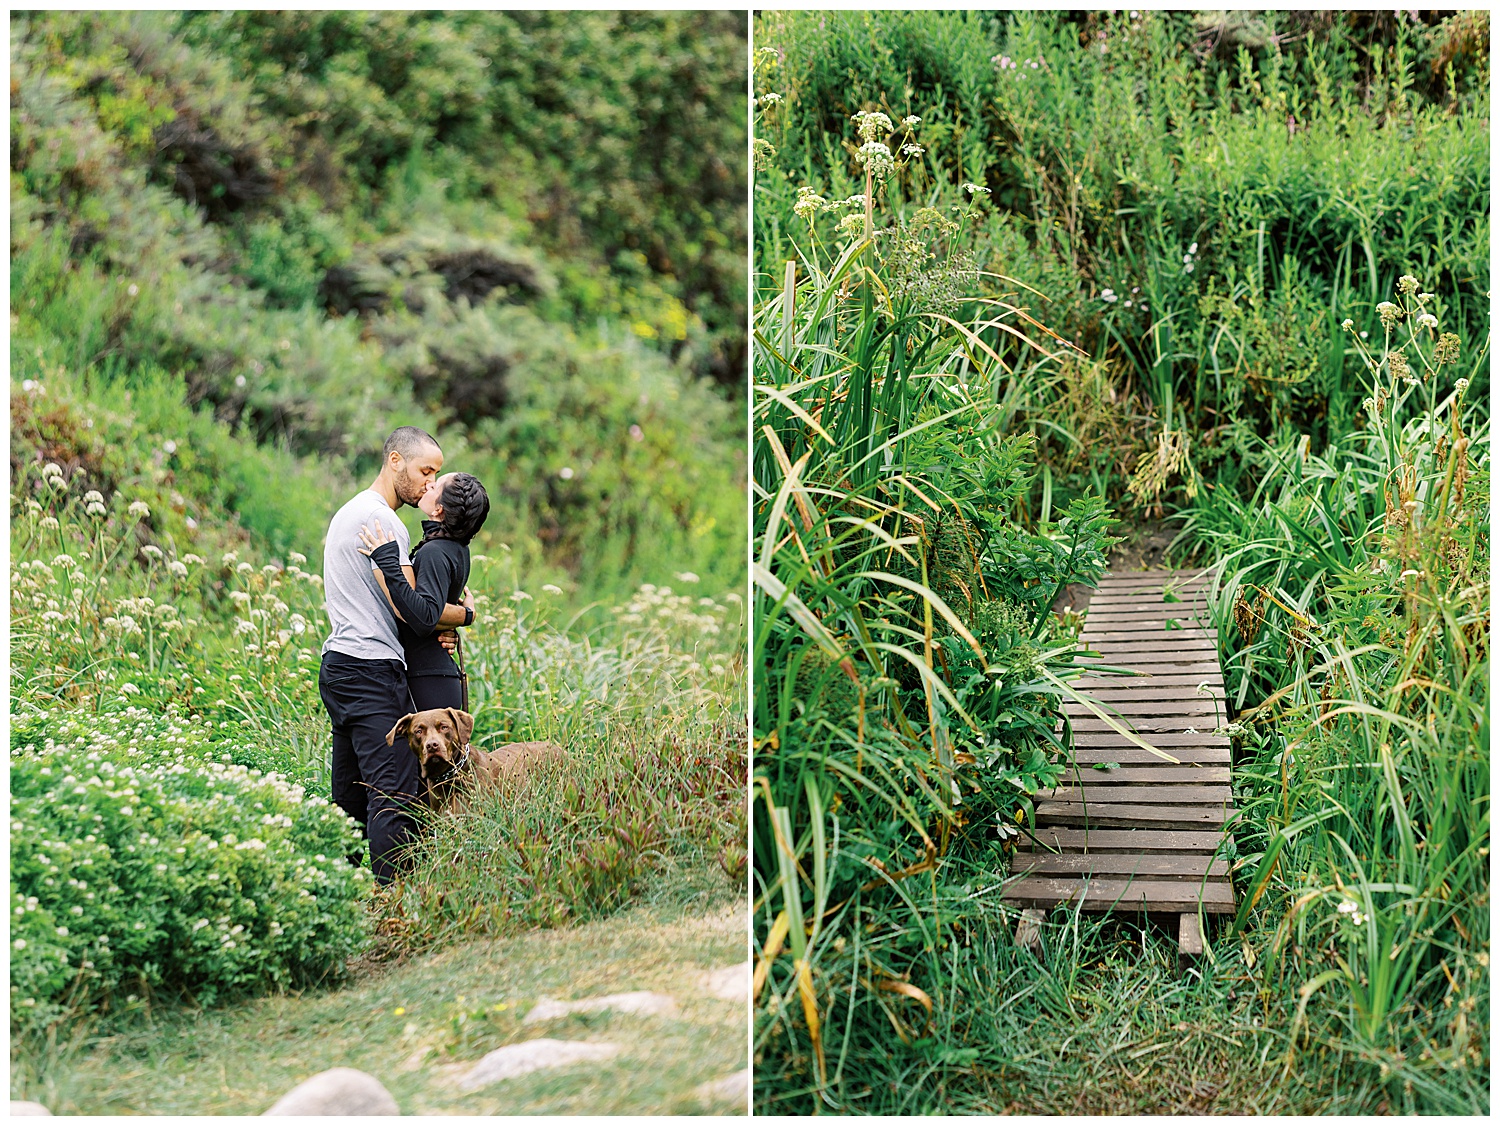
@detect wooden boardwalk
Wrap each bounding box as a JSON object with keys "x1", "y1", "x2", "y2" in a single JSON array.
[{"x1": 1007, "y1": 569, "x2": 1235, "y2": 968}]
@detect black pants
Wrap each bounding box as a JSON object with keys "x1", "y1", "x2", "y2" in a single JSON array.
[
  {"x1": 407, "y1": 673, "x2": 465, "y2": 711},
  {"x1": 318, "y1": 652, "x2": 422, "y2": 885}
]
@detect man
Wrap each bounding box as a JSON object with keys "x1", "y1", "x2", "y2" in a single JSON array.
[{"x1": 318, "y1": 425, "x2": 472, "y2": 884}]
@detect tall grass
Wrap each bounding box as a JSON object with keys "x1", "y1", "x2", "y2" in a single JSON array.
[
  {"x1": 1179, "y1": 281, "x2": 1488, "y2": 1109},
  {"x1": 755, "y1": 10, "x2": 1489, "y2": 513},
  {"x1": 752, "y1": 98, "x2": 1126, "y2": 1110},
  {"x1": 754, "y1": 14, "x2": 1488, "y2": 1113}
]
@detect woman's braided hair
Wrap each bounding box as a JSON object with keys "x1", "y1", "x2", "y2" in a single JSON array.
[{"x1": 417, "y1": 472, "x2": 490, "y2": 549}]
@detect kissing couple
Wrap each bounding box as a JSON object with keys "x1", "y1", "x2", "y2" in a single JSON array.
[{"x1": 316, "y1": 425, "x2": 490, "y2": 884}]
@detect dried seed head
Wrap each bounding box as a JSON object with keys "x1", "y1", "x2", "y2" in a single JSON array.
[{"x1": 1388, "y1": 350, "x2": 1415, "y2": 385}]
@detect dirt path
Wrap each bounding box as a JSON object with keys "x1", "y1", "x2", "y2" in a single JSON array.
[{"x1": 18, "y1": 899, "x2": 748, "y2": 1116}]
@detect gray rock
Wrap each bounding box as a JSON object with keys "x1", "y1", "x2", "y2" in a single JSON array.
[
  {"x1": 262, "y1": 1068, "x2": 399, "y2": 1116},
  {"x1": 457, "y1": 1039, "x2": 621, "y2": 1090},
  {"x1": 702, "y1": 962, "x2": 751, "y2": 1002},
  {"x1": 694, "y1": 1069, "x2": 751, "y2": 1107},
  {"x1": 523, "y1": 990, "x2": 678, "y2": 1024},
  {"x1": 11, "y1": 1102, "x2": 52, "y2": 1116}
]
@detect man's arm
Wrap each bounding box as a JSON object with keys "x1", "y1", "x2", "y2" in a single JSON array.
[{"x1": 435, "y1": 591, "x2": 476, "y2": 653}]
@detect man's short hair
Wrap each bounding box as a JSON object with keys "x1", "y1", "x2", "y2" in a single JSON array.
[{"x1": 383, "y1": 426, "x2": 440, "y2": 461}]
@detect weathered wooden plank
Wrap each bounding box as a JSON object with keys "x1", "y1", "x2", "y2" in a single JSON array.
[
  {"x1": 1073, "y1": 684, "x2": 1225, "y2": 700},
  {"x1": 1083, "y1": 616, "x2": 1213, "y2": 631},
  {"x1": 1041, "y1": 784, "x2": 1232, "y2": 805},
  {"x1": 1012, "y1": 853, "x2": 1230, "y2": 878},
  {"x1": 1073, "y1": 731, "x2": 1231, "y2": 748},
  {"x1": 1004, "y1": 875, "x2": 1235, "y2": 913},
  {"x1": 1087, "y1": 598, "x2": 1211, "y2": 609},
  {"x1": 1078, "y1": 652, "x2": 1221, "y2": 665},
  {"x1": 1096, "y1": 573, "x2": 1209, "y2": 585},
  {"x1": 1086, "y1": 590, "x2": 1212, "y2": 608},
  {"x1": 1073, "y1": 678, "x2": 1228, "y2": 693},
  {"x1": 1084, "y1": 640, "x2": 1219, "y2": 655},
  {"x1": 1087, "y1": 621, "x2": 1215, "y2": 634},
  {"x1": 1071, "y1": 745, "x2": 1231, "y2": 765},
  {"x1": 1099, "y1": 570, "x2": 1211, "y2": 585},
  {"x1": 1179, "y1": 913, "x2": 1205, "y2": 975},
  {"x1": 1067, "y1": 719, "x2": 1225, "y2": 736},
  {"x1": 1035, "y1": 802, "x2": 1236, "y2": 829},
  {"x1": 1063, "y1": 699, "x2": 1223, "y2": 716},
  {"x1": 1086, "y1": 629, "x2": 1212, "y2": 647},
  {"x1": 1092, "y1": 584, "x2": 1211, "y2": 600},
  {"x1": 1086, "y1": 601, "x2": 1211, "y2": 614},
  {"x1": 1017, "y1": 828, "x2": 1229, "y2": 853},
  {"x1": 1059, "y1": 765, "x2": 1231, "y2": 784}
]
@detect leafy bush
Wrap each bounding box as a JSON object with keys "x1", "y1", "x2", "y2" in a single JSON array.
[
  {"x1": 752, "y1": 105, "x2": 1120, "y2": 1107},
  {"x1": 11, "y1": 708, "x2": 372, "y2": 1034},
  {"x1": 1181, "y1": 281, "x2": 1488, "y2": 1101},
  {"x1": 12, "y1": 10, "x2": 746, "y2": 594},
  {"x1": 755, "y1": 10, "x2": 1489, "y2": 512}
]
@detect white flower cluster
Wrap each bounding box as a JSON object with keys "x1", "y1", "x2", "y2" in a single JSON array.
[{"x1": 1336, "y1": 899, "x2": 1369, "y2": 927}]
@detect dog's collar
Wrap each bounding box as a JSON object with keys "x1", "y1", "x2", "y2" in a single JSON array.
[{"x1": 425, "y1": 743, "x2": 473, "y2": 785}]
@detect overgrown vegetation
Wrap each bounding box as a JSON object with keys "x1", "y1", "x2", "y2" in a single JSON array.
[
  {"x1": 11, "y1": 461, "x2": 745, "y2": 1064},
  {"x1": 11, "y1": 13, "x2": 747, "y2": 1107},
  {"x1": 753, "y1": 11, "x2": 1487, "y2": 1115},
  {"x1": 12, "y1": 10, "x2": 746, "y2": 587}
]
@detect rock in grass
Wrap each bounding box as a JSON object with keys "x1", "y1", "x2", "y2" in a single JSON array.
[
  {"x1": 523, "y1": 991, "x2": 678, "y2": 1023},
  {"x1": 702, "y1": 962, "x2": 751, "y2": 1002},
  {"x1": 694, "y1": 1069, "x2": 750, "y2": 1106},
  {"x1": 457, "y1": 1040, "x2": 621, "y2": 1090},
  {"x1": 11, "y1": 1102, "x2": 52, "y2": 1116},
  {"x1": 263, "y1": 1068, "x2": 399, "y2": 1116}
]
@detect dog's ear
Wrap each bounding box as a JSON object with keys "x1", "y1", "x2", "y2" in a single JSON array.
[
  {"x1": 385, "y1": 714, "x2": 416, "y2": 747},
  {"x1": 448, "y1": 708, "x2": 475, "y2": 745}
]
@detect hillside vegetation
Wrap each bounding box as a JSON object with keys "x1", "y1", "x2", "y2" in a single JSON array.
[
  {"x1": 752, "y1": 10, "x2": 1487, "y2": 1115},
  {"x1": 12, "y1": 10, "x2": 746, "y2": 585},
  {"x1": 10, "y1": 14, "x2": 748, "y2": 1109}
]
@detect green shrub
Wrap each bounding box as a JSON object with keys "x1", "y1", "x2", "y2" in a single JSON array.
[
  {"x1": 10, "y1": 709, "x2": 372, "y2": 1033},
  {"x1": 755, "y1": 10, "x2": 1489, "y2": 511}
]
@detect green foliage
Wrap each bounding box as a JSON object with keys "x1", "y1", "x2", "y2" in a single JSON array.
[
  {"x1": 755, "y1": 15, "x2": 1489, "y2": 1113},
  {"x1": 752, "y1": 98, "x2": 1120, "y2": 1107},
  {"x1": 11, "y1": 710, "x2": 372, "y2": 1034},
  {"x1": 1181, "y1": 282, "x2": 1489, "y2": 1106},
  {"x1": 12, "y1": 10, "x2": 746, "y2": 593},
  {"x1": 756, "y1": 10, "x2": 1489, "y2": 512}
]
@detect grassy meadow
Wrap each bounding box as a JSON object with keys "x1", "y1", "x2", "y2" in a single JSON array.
[
  {"x1": 751, "y1": 11, "x2": 1487, "y2": 1115},
  {"x1": 11, "y1": 11, "x2": 748, "y2": 1114}
]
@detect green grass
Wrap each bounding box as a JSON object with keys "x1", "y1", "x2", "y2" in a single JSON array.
[
  {"x1": 10, "y1": 395, "x2": 748, "y2": 1102},
  {"x1": 754, "y1": 10, "x2": 1488, "y2": 517},
  {"x1": 756, "y1": 910, "x2": 1477, "y2": 1115},
  {"x1": 751, "y1": 17, "x2": 1487, "y2": 1112},
  {"x1": 14, "y1": 897, "x2": 748, "y2": 1115}
]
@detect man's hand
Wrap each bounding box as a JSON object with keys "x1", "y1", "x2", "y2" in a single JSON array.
[
  {"x1": 438, "y1": 629, "x2": 459, "y2": 654},
  {"x1": 463, "y1": 589, "x2": 475, "y2": 614}
]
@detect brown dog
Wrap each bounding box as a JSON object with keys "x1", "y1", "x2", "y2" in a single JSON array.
[{"x1": 384, "y1": 708, "x2": 564, "y2": 812}]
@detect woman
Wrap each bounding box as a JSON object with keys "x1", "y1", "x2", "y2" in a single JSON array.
[{"x1": 359, "y1": 471, "x2": 490, "y2": 711}]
